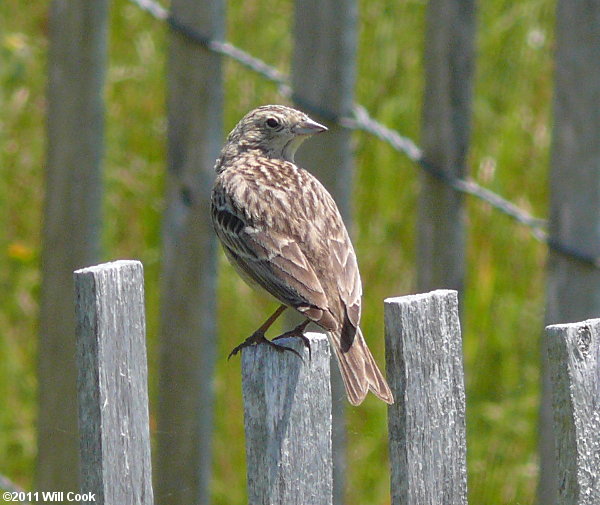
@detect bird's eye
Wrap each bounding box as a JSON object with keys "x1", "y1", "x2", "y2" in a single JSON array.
[{"x1": 266, "y1": 117, "x2": 280, "y2": 129}]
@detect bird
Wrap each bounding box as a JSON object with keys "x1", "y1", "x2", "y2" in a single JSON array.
[{"x1": 210, "y1": 104, "x2": 394, "y2": 406}]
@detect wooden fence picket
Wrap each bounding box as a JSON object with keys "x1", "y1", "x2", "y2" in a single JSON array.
[
  {"x1": 75, "y1": 261, "x2": 154, "y2": 505},
  {"x1": 417, "y1": 0, "x2": 475, "y2": 294},
  {"x1": 39, "y1": 0, "x2": 109, "y2": 491},
  {"x1": 545, "y1": 319, "x2": 600, "y2": 505},
  {"x1": 241, "y1": 333, "x2": 333, "y2": 505},
  {"x1": 155, "y1": 1, "x2": 224, "y2": 503},
  {"x1": 385, "y1": 290, "x2": 468, "y2": 505}
]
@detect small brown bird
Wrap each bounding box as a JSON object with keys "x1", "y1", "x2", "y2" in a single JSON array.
[{"x1": 211, "y1": 104, "x2": 393, "y2": 406}]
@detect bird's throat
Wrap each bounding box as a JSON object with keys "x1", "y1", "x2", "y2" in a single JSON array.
[{"x1": 281, "y1": 136, "x2": 307, "y2": 163}]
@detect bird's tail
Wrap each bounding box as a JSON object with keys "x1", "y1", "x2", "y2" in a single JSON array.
[{"x1": 328, "y1": 327, "x2": 394, "y2": 406}]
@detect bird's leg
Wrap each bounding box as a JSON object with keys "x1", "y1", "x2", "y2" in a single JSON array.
[
  {"x1": 273, "y1": 319, "x2": 312, "y2": 360},
  {"x1": 228, "y1": 304, "x2": 302, "y2": 360}
]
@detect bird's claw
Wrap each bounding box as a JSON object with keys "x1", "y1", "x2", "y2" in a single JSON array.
[
  {"x1": 228, "y1": 331, "x2": 304, "y2": 361},
  {"x1": 273, "y1": 326, "x2": 312, "y2": 361},
  {"x1": 264, "y1": 338, "x2": 304, "y2": 361}
]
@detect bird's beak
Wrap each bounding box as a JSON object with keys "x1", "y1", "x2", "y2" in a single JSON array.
[{"x1": 293, "y1": 118, "x2": 328, "y2": 136}]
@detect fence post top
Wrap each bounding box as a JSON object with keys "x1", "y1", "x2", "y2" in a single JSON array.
[
  {"x1": 384, "y1": 289, "x2": 459, "y2": 305},
  {"x1": 546, "y1": 318, "x2": 600, "y2": 333},
  {"x1": 294, "y1": 331, "x2": 327, "y2": 344},
  {"x1": 74, "y1": 259, "x2": 143, "y2": 276},
  {"x1": 241, "y1": 332, "x2": 329, "y2": 364}
]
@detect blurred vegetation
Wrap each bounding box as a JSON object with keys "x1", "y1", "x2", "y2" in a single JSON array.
[{"x1": 0, "y1": 0, "x2": 553, "y2": 503}]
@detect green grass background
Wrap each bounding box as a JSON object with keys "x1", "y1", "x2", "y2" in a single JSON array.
[{"x1": 1, "y1": 0, "x2": 553, "y2": 503}]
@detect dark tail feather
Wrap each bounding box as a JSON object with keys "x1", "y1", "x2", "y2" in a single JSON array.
[{"x1": 329, "y1": 327, "x2": 394, "y2": 406}]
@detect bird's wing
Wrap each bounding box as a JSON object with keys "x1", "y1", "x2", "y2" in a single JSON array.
[
  {"x1": 328, "y1": 231, "x2": 362, "y2": 327},
  {"x1": 211, "y1": 192, "x2": 333, "y2": 325}
]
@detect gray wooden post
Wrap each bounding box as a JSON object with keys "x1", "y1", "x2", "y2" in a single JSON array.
[
  {"x1": 155, "y1": 1, "x2": 224, "y2": 504},
  {"x1": 540, "y1": 3, "x2": 600, "y2": 504},
  {"x1": 417, "y1": 0, "x2": 476, "y2": 293},
  {"x1": 545, "y1": 319, "x2": 600, "y2": 505},
  {"x1": 291, "y1": 3, "x2": 357, "y2": 503},
  {"x1": 38, "y1": 0, "x2": 108, "y2": 492},
  {"x1": 291, "y1": 0, "x2": 357, "y2": 207},
  {"x1": 75, "y1": 261, "x2": 153, "y2": 505},
  {"x1": 385, "y1": 290, "x2": 468, "y2": 505},
  {"x1": 242, "y1": 333, "x2": 332, "y2": 505}
]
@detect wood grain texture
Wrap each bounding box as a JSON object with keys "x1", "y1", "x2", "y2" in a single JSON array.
[
  {"x1": 38, "y1": 0, "x2": 108, "y2": 492},
  {"x1": 75, "y1": 261, "x2": 153, "y2": 505},
  {"x1": 541, "y1": 3, "x2": 600, "y2": 503},
  {"x1": 155, "y1": 1, "x2": 224, "y2": 503},
  {"x1": 417, "y1": 0, "x2": 475, "y2": 294},
  {"x1": 242, "y1": 333, "x2": 332, "y2": 505},
  {"x1": 545, "y1": 319, "x2": 600, "y2": 505},
  {"x1": 385, "y1": 290, "x2": 467, "y2": 505},
  {"x1": 291, "y1": 4, "x2": 358, "y2": 501}
]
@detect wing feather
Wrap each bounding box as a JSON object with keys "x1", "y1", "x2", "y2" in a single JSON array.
[{"x1": 211, "y1": 194, "x2": 332, "y2": 321}]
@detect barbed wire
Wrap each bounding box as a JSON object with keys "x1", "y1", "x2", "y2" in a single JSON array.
[
  {"x1": 342, "y1": 106, "x2": 549, "y2": 238},
  {"x1": 129, "y1": 0, "x2": 599, "y2": 269}
]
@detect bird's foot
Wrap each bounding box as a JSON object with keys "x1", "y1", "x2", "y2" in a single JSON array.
[
  {"x1": 228, "y1": 330, "x2": 303, "y2": 361},
  {"x1": 273, "y1": 320, "x2": 312, "y2": 361}
]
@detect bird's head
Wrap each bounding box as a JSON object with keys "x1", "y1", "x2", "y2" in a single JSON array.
[{"x1": 223, "y1": 105, "x2": 328, "y2": 163}]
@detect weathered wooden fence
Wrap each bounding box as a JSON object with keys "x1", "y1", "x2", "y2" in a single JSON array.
[
  {"x1": 73, "y1": 260, "x2": 600, "y2": 505},
  {"x1": 39, "y1": 0, "x2": 600, "y2": 503}
]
